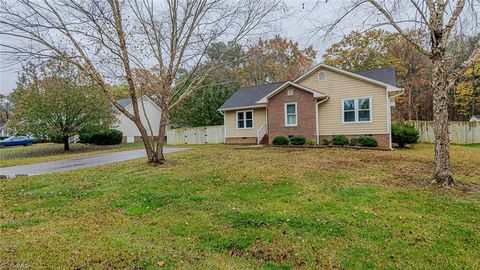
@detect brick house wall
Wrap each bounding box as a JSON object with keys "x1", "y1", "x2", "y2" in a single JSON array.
[{"x1": 267, "y1": 86, "x2": 317, "y2": 143}]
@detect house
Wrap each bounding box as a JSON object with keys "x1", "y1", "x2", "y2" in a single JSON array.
[
  {"x1": 469, "y1": 115, "x2": 480, "y2": 122},
  {"x1": 114, "y1": 95, "x2": 162, "y2": 143},
  {"x1": 219, "y1": 64, "x2": 404, "y2": 149}
]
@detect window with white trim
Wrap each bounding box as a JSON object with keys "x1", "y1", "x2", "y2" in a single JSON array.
[
  {"x1": 342, "y1": 97, "x2": 371, "y2": 123},
  {"x1": 237, "y1": 110, "x2": 253, "y2": 129},
  {"x1": 285, "y1": 103, "x2": 297, "y2": 126}
]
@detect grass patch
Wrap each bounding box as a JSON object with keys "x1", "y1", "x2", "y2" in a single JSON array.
[
  {"x1": 0, "y1": 144, "x2": 479, "y2": 269},
  {"x1": 462, "y1": 143, "x2": 480, "y2": 148}
]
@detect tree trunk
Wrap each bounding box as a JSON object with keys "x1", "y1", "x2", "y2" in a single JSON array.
[
  {"x1": 130, "y1": 115, "x2": 163, "y2": 165},
  {"x1": 153, "y1": 108, "x2": 169, "y2": 163},
  {"x1": 431, "y1": 57, "x2": 454, "y2": 185},
  {"x1": 63, "y1": 135, "x2": 70, "y2": 151}
]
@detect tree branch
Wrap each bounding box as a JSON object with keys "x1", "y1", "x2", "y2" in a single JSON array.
[{"x1": 367, "y1": 0, "x2": 432, "y2": 57}]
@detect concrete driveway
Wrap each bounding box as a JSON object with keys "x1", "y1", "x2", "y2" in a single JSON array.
[{"x1": 0, "y1": 148, "x2": 189, "y2": 178}]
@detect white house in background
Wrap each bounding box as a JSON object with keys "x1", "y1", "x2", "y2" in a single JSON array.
[
  {"x1": 114, "y1": 95, "x2": 162, "y2": 143},
  {"x1": 469, "y1": 115, "x2": 480, "y2": 122}
]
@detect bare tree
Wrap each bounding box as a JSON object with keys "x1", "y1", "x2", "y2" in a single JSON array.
[
  {"x1": 315, "y1": 0, "x2": 480, "y2": 186},
  {"x1": 0, "y1": 0, "x2": 279, "y2": 164}
]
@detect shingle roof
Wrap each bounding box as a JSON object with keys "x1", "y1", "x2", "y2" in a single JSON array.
[
  {"x1": 219, "y1": 81, "x2": 286, "y2": 110},
  {"x1": 111, "y1": 98, "x2": 132, "y2": 111},
  {"x1": 355, "y1": 67, "x2": 397, "y2": 86},
  {"x1": 117, "y1": 98, "x2": 132, "y2": 107}
]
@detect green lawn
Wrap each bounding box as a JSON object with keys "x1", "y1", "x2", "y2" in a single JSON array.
[
  {"x1": 0, "y1": 142, "x2": 145, "y2": 167},
  {"x1": 1, "y1": 144, "x2": 479, "y2": 269},
  {"x1": 462, "y1": 143, "x2": 480, "y2": 148}
]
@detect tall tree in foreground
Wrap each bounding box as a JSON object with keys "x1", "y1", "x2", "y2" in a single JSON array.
[
  {"x1": 0, "y1": 0, "x2": 279, "y2": 164},
  {"x1": 317, "y1": 0, "x2": 480, "y2": 185},
  {"x1": 9, "y1": 61, "x2": 114, "y2": 151}
]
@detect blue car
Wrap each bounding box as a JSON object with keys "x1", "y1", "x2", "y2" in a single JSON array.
[{"x1": 0, "y1": 136, "x2": 34, "y2": 148}]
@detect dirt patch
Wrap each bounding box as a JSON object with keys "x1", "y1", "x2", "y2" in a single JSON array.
[{"x1": 229, "y1": 240, "x2": 307, "y2": 267}]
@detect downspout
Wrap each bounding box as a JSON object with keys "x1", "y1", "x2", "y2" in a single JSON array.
[
  {"x1": 316, "y1": 97, "x2": 329, "y2": 145},
  {"x1": 387, "y1": 90, "x2": 404, "y2": 150}
]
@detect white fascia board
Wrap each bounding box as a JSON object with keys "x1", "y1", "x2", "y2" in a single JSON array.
[{"x1": 255, "y1": 81, "x2": 326, "y2": 103}]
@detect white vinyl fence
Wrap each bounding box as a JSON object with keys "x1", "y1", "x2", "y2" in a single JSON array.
[
  {"x1": 166, "y1": 125, "x2": 224, "y2": 145},
  {"x1": 408, "y1": 121, "x2": 480, "y2": 144}
]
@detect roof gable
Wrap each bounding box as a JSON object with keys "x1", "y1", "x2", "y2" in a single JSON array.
[
  {"x1": 295, "y1": 64, "x2": 401, "y2": 91},
  {"x1": 112, "y1": 95, "x2": 162, "y2": 112}
]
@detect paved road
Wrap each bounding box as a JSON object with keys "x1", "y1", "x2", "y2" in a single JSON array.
[{"x1": 0, "y1": 148, "x2": 189, "y2": 178}]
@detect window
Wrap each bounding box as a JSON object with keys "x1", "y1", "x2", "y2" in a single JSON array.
[
  {"x1": 237, "y1": 110, "x2": 253, "y2": 129},
  {"x1": 343, "y1": 99, "x2": 356, "y2": 122},
  {"x1": 318, "y1": 71, "x2": 326, "y2": 81},
  {"x1": 285, "y1": 102, "x2": 297, "y2": 126},
  {"x1": 358, "y1": 98, "x2": 371, "y2": 121},
  {"x1": 342, "y1": 97, "x2": 371, "y2": 123}
]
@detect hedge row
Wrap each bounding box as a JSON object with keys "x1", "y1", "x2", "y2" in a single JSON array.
[
  {"x1": 272, "y1": 135, "x2": 314, "y2": 146},
  {"x1": 79, "y1": 129, "x2": 123, "y2": 145}
]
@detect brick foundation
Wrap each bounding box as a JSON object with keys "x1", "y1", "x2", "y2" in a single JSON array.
[
  {"x1": 267, "y1": 86, "x2": 317, "y2": 143},
  {"x1": 225, "y1": 137, "x2": 257, "y2": 144},
  {"x1": 318, "y1": 134, "x2": 390, "y2": 149}
]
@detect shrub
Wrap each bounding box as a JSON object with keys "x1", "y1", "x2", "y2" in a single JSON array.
[
  {"x1": 358, "y1": 135, "x2": 378, "y2": 147},
  {"x1": 91, "y1": 129, "x2": 123, "y2": 145},
  {"x1": 322, "y1": 139, "x2": 330, "y2": 145},
  {"x1": 332, "y1": 135, "x2": 349, "y2": 146},
  {"x1": 392, "y1": 123, "x2": 419, "y2": 148},
  {"x1": 289, "y1": 135, "x2": 306, "y2": 145},
  {"x1": 349, "y1": 137, "x2": 358, "y2": 146},
  {"x1": 79, "y1": 131, "x2": 95, "y2": 144},
  {"x1": 49, "y1": 135, "x2": 63, "y2": 144},
  {"x1": 305, "y1": 139, "x2": 316, "y2": 146},
  {"x1": 272, "y1": 135, "x2": 289, "y2": 145}
]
